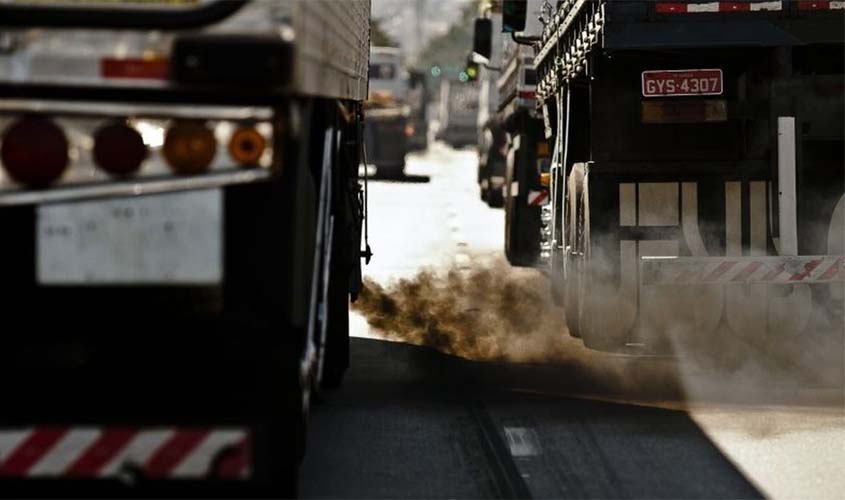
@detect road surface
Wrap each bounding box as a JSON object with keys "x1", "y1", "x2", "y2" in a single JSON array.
[{"x1": 301, "y1": 143, "x2": 844, "y2": 499}]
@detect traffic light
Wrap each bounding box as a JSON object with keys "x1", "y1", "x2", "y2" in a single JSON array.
[{"x1": 461, "y1": 62, "x2": 479, "y2": 82}]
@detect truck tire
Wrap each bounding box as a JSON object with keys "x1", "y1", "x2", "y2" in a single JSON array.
[
  {"x1": 319, "y1": 118, "x2": 355, "y2": 390},
  {"x1": 577, "y1": 170, "x2": 631, "y2": 352},
  {"x1": 563, "y1": 164, "x2": 585, "y2": 338},
  {"x1": 549, "y1": 165, "x2": 566, "y2": 307},
  {"x1": 486, "y1": 173, "x2": 505, "y2": 208},
  {"x1": 504, "y1": 134, "x2": 539, "y2": 267}
]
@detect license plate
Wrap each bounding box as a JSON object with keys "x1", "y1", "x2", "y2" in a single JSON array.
[
  {"x1": 642, "y1": 69, "x2": 723, "y2": 97},
  {"x1": 37, "y1": 190, "x2": 222, "y2": 285}
]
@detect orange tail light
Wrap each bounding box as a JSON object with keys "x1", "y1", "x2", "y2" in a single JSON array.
[
  {"x1": 228, "y1": 127, "x2": 266, "y2": 167},
  {"x1": 163, "y1": 121, "x2": 216, "y2": 175}
]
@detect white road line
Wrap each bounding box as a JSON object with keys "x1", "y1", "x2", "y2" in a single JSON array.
[{"x1": 503, "y1": 427, "x2": 540, "y2": 457}]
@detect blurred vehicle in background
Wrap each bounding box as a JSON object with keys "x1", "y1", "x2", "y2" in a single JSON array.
[
  {"x1": 436, "y1": 77, "x2": 479, "y2": 149},
  {"x1": 470, "y1": 6, "x2": 507, "y2": 209},
  {"x1": 0, "y1": 0, "x2": 370, "y2": 495},
  {"x1": 365, "y1": 46, "x2": 409, "y2": 177},
  {"x1": 473, "y1": 0, "x2": 546, "y2": 264},
  {"x1": 405, "y1": 69, "x2": 429, "y2": 152}
]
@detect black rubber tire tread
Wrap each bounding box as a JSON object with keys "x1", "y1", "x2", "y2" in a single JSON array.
[
  {"x1": 504, "y1": 133, "x2": 540, "y2": 267},
  {"x1": 564, "y1": 164, "x2": 585, "y2": 338}
]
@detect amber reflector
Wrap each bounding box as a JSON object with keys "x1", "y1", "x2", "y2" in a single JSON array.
[
  {"x1": 163, "y1": 121, "x2": 216, "y2": 174},
  {"x1": 228, "y1": 127, "x2": 266, "y2": 167}
]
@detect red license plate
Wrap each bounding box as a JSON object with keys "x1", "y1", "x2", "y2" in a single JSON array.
[{"x1": 642, "y1": 69, "x2": 723, "y2": 97}]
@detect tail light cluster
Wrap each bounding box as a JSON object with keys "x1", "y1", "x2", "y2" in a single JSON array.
[{"x1": 0, "y1": 115, "x2": 270, "y2": 188}]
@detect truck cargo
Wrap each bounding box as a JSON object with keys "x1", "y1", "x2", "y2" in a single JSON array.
[{"x1": 0, "y1": 0, "x2": 370, "y2": 495}]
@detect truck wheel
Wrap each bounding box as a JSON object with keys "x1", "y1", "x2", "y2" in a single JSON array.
[
  {"x1": 577, "y1": 170, "x2": 632, "y2": 352},
  {"x1": 563, "y1": 165, "x2": 585, "y2": 338},
  {"x1": 504, "y1": 136, "x2": 539, "y2": 267},
  {"x1": 486, "y1": 172, "x2": 505, "y2": 208},
  {"x1": 319, "y1": 191, "x2": 350, "y2": 391},
  {"x1": 318, "y1": 112, "x2": 359, "y2": 391},
  {"x1": 549, "y1": 165, "x2": 566, "y2": 307},
  {"x1": 479, "y1": 162, "x2": 489, "y2": 202},
  {"x1": 320, "y1": 277, "x2": 349, "y2": 390}
]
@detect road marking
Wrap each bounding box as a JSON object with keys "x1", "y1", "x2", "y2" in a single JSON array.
[{"x1": 503, "y1": 427, "x2": 541, "y2": 457}]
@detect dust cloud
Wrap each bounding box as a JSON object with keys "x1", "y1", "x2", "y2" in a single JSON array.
[
  {"x1": 352, "y1": 255, "x2": 844, "y2": 409},
  {"x1": 352, "y1": 255, "x2": 687, "y2": 403}
]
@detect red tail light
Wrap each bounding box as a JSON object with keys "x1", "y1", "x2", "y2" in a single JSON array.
[
  {"x1": 93, "y1": 123, "x2": 147, "y2": 176},
  {"x1": 1, "y1": 116, "x2": 69, "y2": 187}
]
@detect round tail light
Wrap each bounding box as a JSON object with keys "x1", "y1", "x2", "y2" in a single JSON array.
[
  {"x1": 228, "y1": 126, "x2": 266, "y2": 167},
  {"x1": 1, "y1": 116, "x2": 69, "y2": 187},
  {"x1": 163, "y1": 121, "x2": 216, "y2": 174},
  {"x1": 93, "y1": 123, "x2": 147, "y2": 176}
]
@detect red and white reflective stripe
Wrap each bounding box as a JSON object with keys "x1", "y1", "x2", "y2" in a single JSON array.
[
  {"x1": 641, "y1": 256, "x2": 844, "y2": 285},
  {"x1": 656, "y1": 2, "x2": 783, "y2": 13},
  {"x1": 527, "y1": 190, "x2": 549, "y2": 207},
  {"x1": 0, "y1": 427, "x2": 249, "y2": 479},
  {"x1": 799, "y1": 1, "x2": 845, "y2": 9}
]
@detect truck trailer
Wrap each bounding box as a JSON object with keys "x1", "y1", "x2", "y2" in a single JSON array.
[
  {"x1": 506, "y1": 0, "x2": 844, "y2": 354},
  {"x1": 0, "y1": 0, "x2": 370, "y2": 495}
]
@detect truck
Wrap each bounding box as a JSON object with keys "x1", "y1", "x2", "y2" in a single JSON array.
[
  {"x1": 473, "y1": 0, "x2": 548, "y2": 262},
  {"x1": 436, "y1": 78, "x2": 480, "y2": 150},
  {"x1": 470, "y1": 8, "x2": 509, "y2": 208},
  {"x1": 0, "y1": 0, "x2": 370, "y2": 495},
  {"x1": 365, "y1": 46, "x2": 410, "y2": 177},
  {"x1": 406, "y1": 69, "x2": 430, "y2": 153},
  {"x1": 504, "y1": 0, "x2": 844, "y2": 354}
]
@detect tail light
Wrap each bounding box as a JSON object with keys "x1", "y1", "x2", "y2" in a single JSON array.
[
  {"x1": 404, "y1": 124, "x2": 415, "y2": 137},
  {"x1": 93, "y1": 122, "x2": 147, "y2": 176},
  {"x1": 540, "y1": 172, "x2": 551, "y2": 187},
  {"x1": 1, "y1": 116, "x2": 69, "y2": 187},
  {"x1": 163, "y1": 121, "x2": 216, "y2": 174},
  {"x1": 228, "y1": 126, "x2": 265, "y2": 167}
]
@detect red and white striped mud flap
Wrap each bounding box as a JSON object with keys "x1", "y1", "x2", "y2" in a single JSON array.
[
  {"x1": 641, "y1": 255, "x2": 844, "y2": 286},
  {"x1": 656, "y1": 1, "x2": 844, "y2": 12},
  {"x1": 527, "y1": 190, "x2": 549, "y2": 207},
  {"x1": 0, "y1": 427, "x2": 250, "y2": 480}
]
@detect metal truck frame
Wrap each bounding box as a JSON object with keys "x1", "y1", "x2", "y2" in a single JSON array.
[
  {"x1": 0, "y1": 1, "x2": 369, "y2": 495},
  {"x1": 521, "y1": 0, "x2": 844, "y2": 352}
]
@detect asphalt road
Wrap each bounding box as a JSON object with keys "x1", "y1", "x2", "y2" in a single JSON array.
[
  {"x1": 302, "y1": 338, "x2": 760, "y2": 499},
  {"x1": 300, "y1": 143, "x2": 844, "y2": 498}
]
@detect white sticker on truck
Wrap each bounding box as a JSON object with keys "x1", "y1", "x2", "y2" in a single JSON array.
[{"x1": 37, "y1": 189, "x2": 222, "y2": 285}]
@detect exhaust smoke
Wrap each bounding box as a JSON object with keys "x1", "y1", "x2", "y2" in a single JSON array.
[
  {"x1": 353, "y1": 254, "x2": 843, "y2": 407},
  {"x1": 352, "y1": 255, "x2": 687, "y2": 403}
]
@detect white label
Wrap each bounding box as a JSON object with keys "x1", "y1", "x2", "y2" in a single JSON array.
[{"x1": 37, "y1": 190, "x2": 222, "y2": 285}]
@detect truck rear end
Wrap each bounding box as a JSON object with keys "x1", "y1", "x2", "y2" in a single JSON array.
[
  {"x1": 532, "y1": 0, "x2": 843, "y2": 358},
  {"x1": 0, "y1": 0, "x2": 370, "y2": 495},
  {"x1": 437, "y1": 79, "x2": 480, "y2": 149},
  {"x1": 365, "y1": 47, "x2": 409, "y2": 177}
]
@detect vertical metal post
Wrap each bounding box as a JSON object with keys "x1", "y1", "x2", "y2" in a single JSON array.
[{"x1": 777, "y1": 116, "x2": 798, "y2": 256}]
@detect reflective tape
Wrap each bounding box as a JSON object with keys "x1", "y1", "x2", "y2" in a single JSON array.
[
  {"x1": 641, "y1": 256, "x2": 844, "y2": 285},
  {"x1": 0, "y1": 427, "x2": 249, "y2": 480}
]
